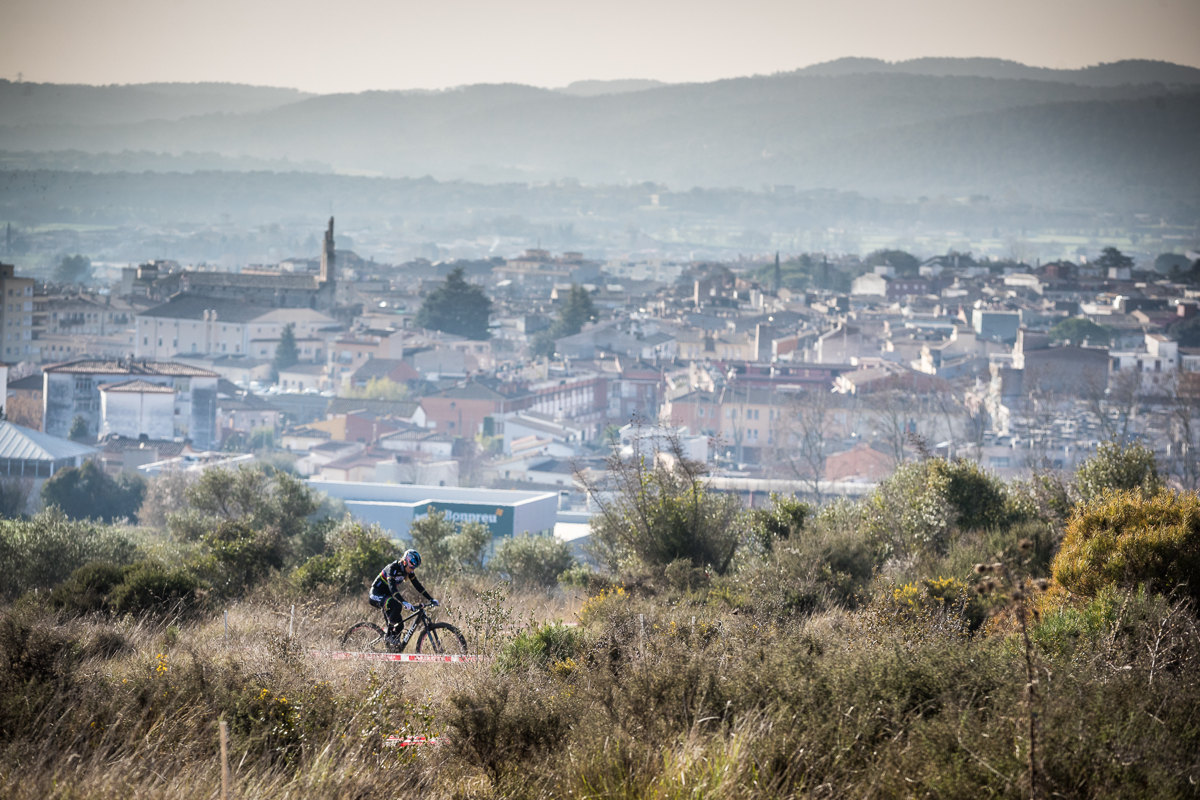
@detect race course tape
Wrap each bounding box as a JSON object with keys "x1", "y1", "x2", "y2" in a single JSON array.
[
  {"x1": 313, "y1": 650, "x2": 480, "y2": 663},
  {"x1": 384, "y1": 734, "x2": 439, "y2": 747}
]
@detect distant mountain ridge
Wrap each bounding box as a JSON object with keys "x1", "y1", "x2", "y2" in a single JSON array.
[
  {"x1": 792, "y1": 57, "x2": 1200, "y2": 87},
  {"x1": 0, "y1": 60, "x2": 1197, "y2": 213}
]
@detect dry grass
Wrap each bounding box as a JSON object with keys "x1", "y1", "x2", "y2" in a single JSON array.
[{"x1": 2, "y1": 577, "x2": 1198, "y2": 799}]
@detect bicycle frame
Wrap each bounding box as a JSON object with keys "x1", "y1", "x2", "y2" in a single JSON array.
[{"x1": 383, "y1": 604, "x2": 432, "y2": 652}]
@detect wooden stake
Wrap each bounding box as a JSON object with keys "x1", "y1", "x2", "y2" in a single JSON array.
[{"x1": 219, "y1": 719, "x2": 230, "y2": 800}]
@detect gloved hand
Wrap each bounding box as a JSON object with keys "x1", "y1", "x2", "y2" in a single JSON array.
[
  {"x1": 429, "y1": 598, "x2": 440, "y2": 608},
  {"x1": 403, "y1": 600, "x2": 414, "y2": 611}
]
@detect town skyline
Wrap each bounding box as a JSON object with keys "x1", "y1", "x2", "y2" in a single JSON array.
[{"x1": 4, "y1": 0, "x2": 1199, "y2": 94}]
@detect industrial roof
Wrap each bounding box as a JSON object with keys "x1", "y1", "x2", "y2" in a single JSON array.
[{"x1": 0, "y1": 421, "x2": 98, "y2": 462}]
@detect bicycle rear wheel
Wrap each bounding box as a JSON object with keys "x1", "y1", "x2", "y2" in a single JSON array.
[
  {"x1": 341, "y1": 621, "x2": 389, "y2": 652},
  {"x1": 416, "y1": 622, "x2": 468, "y2": 654}
]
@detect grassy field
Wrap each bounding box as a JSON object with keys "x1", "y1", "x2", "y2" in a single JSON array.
[{"x1": 2, "y1": 572, "x2": 1198, "y2": 799}]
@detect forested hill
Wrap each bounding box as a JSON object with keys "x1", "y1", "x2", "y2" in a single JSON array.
[
  {"x1": 0, "y1": 81, "x2": 313, "y2": 127},
  {"x1": 0, "y1": 60, "x2": 1197, "y2": 210},
  {"x1": 792, "y1": 57, "x2": 1200, "y2": 87}
]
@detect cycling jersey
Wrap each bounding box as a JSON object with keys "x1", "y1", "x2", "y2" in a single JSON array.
[{"x1": 369, "y1": 560, "x2": 434, "y2": 608}]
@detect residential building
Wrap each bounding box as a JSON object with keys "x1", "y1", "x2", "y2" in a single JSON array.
[
  {"x1": 0, "y1": 263, "x2": 35, "y2": 363},
  {"x1": 135, "y1": 295, "x2": 336, "y2": 361},
  {"x1": 42, "y1": 359, "x2": 219, "y2": 449}
]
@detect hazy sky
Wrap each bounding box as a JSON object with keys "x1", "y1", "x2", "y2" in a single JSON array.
[{"x1": 4, "y1": 0, "x2": 1198, "y2": 94}]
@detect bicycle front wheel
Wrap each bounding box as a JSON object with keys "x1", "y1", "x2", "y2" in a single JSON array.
[
  {"x1": 341, "y1": 621, "x2": 388, "y2": 652},
  {"x1": 416, "y1": 622, "x2": 468, "y2": 654}
]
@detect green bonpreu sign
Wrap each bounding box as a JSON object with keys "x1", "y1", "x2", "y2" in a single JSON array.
[{"x1": 412, "y1": 501, "x2": 515, "y2": 538}]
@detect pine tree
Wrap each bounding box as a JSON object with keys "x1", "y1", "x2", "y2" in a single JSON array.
[{"x1": 415, "y1": 267, "x2": 492, "y2": 340}]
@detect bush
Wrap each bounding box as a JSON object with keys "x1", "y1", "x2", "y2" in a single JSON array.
[
  {"x1": 199, "y1": 520, "x2": 285, "y2": 597},
  {"x1": 407, "y1": 509, "x2": 453, "y2": 571},
  {"x1": 47, "y1": 561, "x2": 127, "y2": 614},
  {"x1": 745, "y1": 493, "x2": 812, "y2": 554},
  {"x1": 168, "y1": 465, "x2": 320, "y2": 550},
  {"x1": 490, "y1": 533, "x2": 575, "y2": 589},
  {"x1": 40, "y1": 461, "x2": 146, "y2": 523},
  {"x1": 1075, "y1": 438, "x2": 1162, "y2": 504},
  {"x1": 445, "y1": 521, "x2": 492, "y2": 573},
  {"x1": 0, "y1": 509, "x2": 139, "y2": 599},
  {"x1": 106, "y1": 559, "x2": 203, "y2": 615},
  {"x1": 290, "y1": 519, "x2": 397, "y2": 594},
  {"x1": 1053, "y1": 488, "x2": 1200, "y2": 604},
  {"x1": 496, "y1": 623, "x2": 585, "y2": 672},
  {"x1": 582, "y1": 431, "x2": 743, "y2": 574},
  {"x1": 864, "y1": 457, "x2": 1015, "y2": 559},
  {"x1": 741, "y1": 518, "x2": 879, "y2": 617}
]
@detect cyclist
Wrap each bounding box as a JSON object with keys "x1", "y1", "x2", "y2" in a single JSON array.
[{"x1": 369, "y1": 549, "x2": 439, "y2": 638}]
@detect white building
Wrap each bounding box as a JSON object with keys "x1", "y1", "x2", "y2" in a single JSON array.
[
  {"x1": 43, "y1": 359, "x2": 220, "y2": 449},
  {"x1": 98, "y1": 380, "x2": 176, "y2": 441}
]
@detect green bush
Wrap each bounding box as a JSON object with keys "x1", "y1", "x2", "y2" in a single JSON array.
[
  {"x1": 745, "y1": 493, "x2": 812, "y2": 554},
  {"x1": 290, "y1": 519, "x2": 397, "y2": 594},
  {"x1": 168, "y1": 465, "x2": 320, "y2": 550},
  {"x1": 106, "y1": 559, "x2": 202, "y2": 615},
  {"x1": 47, "y1": 561, "x2": 127, "y2": 614},
  {"x1": 407, "y1": 509, "x2": 453, "y2": 571},
  {"x1": 490, "y1": 533, "x2": 575, "y2": 589},
  {"x1": 1053, "y1": 488, "x2": 1200, "y2": 604},
  {"x1": 496, "y1": 622, "x2": 585, "y2": 672},
  {"x1": 197, "y1": 519, "x2": 285, "y2": 596},
  {"x1": 40, "y1": 461, "x2": 146, "y2": 523},
  {"x1": 0, "y1": 509, "x2": 139, "y2": 599},
  {"x1": 442, "y1": 674, "x2": 576, "y2": 788},
  {"x1": 741, "y1": 519, "x2": 879, "y2": 617},
  {"x1": 584, "y1": 440, "x2": 743, "y2": 574},
  {"x1": 445, "y1": 521, "x2": 492, "y2": 573},
  {"x1": 1075, "y1": 438, "x2": 1162, "y2": 504},
  {"x1": 864, "y1": 457, "x2": 1015, "y2": 558}
]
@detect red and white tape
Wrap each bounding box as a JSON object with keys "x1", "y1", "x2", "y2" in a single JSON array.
[
  {"x1": 384, "y1": 734, "x2": 439, "y2": 747},
  {"x1": 314, "y1": 650, "x2": 480, "y2": 663}
]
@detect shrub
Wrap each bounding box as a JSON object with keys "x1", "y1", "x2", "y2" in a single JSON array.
[
  {"x1": 442, "y1": 674, "x2": 576, "y2": 787},
  {"x1": 290, "y1": 519, "x2": 397, "y2": 594},
  {"x1": 864, "y1": 457, "x2": 1015, "y2": 559},
  {"x1": 169, "y1": 465, "x2": 320, "y2": 549},
  {"x1": 1053, "y1": 488, "x2": 1200, "y2": 604},
  {"x1": 741, "y1": 520, "x2": 879, "y2": 617},
  {"x1": 199, "y1": 520, "x2": 285, "y2": 597},
  {"x1": 136, "y1": 470, "x2": 198, "y2": 531},
  {"x1": 0, "y1": 509, "x2": 138, "y2": 599},
  {"x1": 745, "y1": 493, "x2": 812, "y2": 554},
  {"x1": 40, "y1": 461, "x2": 146, "y2": 523},
  {"x1": 496, "y1": 622, "x2": 585, "y2": 672},
  {"x1": 47, "y1": 561, "x2": 127, "y2": 614},
  {"x1": 1075, "y1": 438, "x2": 1162, "y2": 504},
  {"x1": 105, "y1": 559, "x2": 203, "y2": 615},
  {"x1": 490, "y1": 533, "x2": 575, "y2": 589},
  {"x1": 445, "y1": 521, "x2": 492, "y2": 573},
  {"x1": 581, "y1": 429, "x2": 743, "y2": 574},
  {"x1": 407, "y1": 509, "x2": 453, "y2": 571}
]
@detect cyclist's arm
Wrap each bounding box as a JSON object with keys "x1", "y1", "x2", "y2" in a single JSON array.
[{"x1": 409, "y1": 574, "x2": 435, "y2": 603}]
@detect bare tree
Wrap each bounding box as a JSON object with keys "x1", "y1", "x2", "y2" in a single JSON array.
[
  {"x1": 769, "y1": 388, "x2": 831, "y2": 501},
  {"x1": 574, "y1": 422, "x2": 742, "y2": 575},
  {"x1": 1164, "y1": 372, "x2": 1200, "y2": 490},
  {"x1": 1085, "y1": 367, "x2": 1141, "y2": 443}
]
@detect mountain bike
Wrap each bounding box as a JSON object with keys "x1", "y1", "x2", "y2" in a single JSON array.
[{"x1": 341, "y1": 602, "x2": 468, "y2": 654}]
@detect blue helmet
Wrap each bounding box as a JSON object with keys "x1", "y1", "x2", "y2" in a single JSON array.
[{"x1": 401, "y1": 549, "x2": 421, "y2": 569}]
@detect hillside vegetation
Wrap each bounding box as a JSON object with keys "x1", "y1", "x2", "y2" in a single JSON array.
[{"x1": 1, "y1": 440, "x2": 1198, "y2": 798}]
